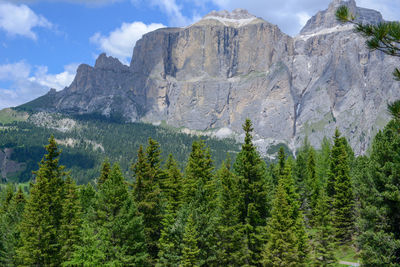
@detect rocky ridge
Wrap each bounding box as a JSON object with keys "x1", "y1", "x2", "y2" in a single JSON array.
[{"x1": 21, "y1": 0, "x2": 400, "y2": 156}]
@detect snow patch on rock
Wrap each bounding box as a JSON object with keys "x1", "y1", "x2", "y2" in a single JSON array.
[
  {"x1": 296, "y1": 24, "x2": 354, "y2": 41},
  {"x1": 202, "y1": 8, "x2": 258, "y2": 27}
]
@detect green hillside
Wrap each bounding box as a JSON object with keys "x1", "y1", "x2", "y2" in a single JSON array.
[{"x1": 0, "y1": 110, "x2": 240, "y2": 184}]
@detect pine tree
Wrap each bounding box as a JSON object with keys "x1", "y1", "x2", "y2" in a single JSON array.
[
  {"x1": 329, "y1": 130, "x2": 354, "y2": 243},
  {"x1": 280, "y1": 158, "x2": 311, "y2": 266},
  {"x1": 0, "y1": 186, "x2": 25, "y2": 266},
  {"x1": 133, "y1": 145, "x2": 148, "y2": 203},
  {"x1": 17, "y1": 136, "x2": 66, "y2": 266},
  {"x1": 162, "y1": 154, "x2": 183, "y2": 214},
  {"x1": 215, "y1": 160, "x2": 248, "y2": 266},
  {"x1": 234, "y1": 119, "x2": 271, "y2": 265},
  {"x1": 132, "y1": 138, "x2": 164, "y2": 261},
  {"x1": 262, "y1": 182, "x2": 299, "y2": 266},
  {"x1": 327, "y1": 129, "x2": 341, "y2": 198},
  {"x1": 157, "y1": 202, "x2": 181, "y2": 267},
  {"x1": 60, "y1": 176, "x2": 82, "y2": 264},
  {"x1": 67, "y1": 213, "x2": 106, "y2": 266},
  {"x1": 313, "y1": 188, "x2": 337, "y2": 267},
  {"x1": 306, "y1": 148, "x2": 320, "y2": 224},
  {"x1": 97, "y1": 158, "x2": 111, "y2": 186},
  {"x1": 182, "y1": 140, "x2": 214, "y2": 203},
  {"x1": 356, "y1": 119, "x2": 400, "y2": 265},
  {"x1": 78, "y1": 182, "x2": 96, "y2": 216},
  {"x1": 180, "y1": 213, "x2": 200, "y2": 267},
  {"x1": 182, "y1": 140, "x2": 219, "y2": 265},
  {"x1": 295, "y1": 138, "x2": 311, "y2": 207},
  {"x1": 71, "y1": 163, "x2": 149, "y2": 266},
  {"x1": 0, "y1": 183, "x2": 14, "y2": 213},
  {"x1": 336, "y1": 8, "x2": 400, "y2": 263},
  {"x1": 316, "y1": 137, "x2": 331, "y2": 188}
]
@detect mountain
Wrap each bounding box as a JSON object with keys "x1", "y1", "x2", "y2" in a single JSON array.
[{"x1": 19, "y1": 0, "x2": 400, "y2": 155}]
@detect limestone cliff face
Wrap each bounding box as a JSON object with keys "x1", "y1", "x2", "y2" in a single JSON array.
[{"x1": 24, "y1": 1, "x2": 400, "y2": 155}]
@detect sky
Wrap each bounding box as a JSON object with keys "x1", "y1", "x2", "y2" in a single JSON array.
[{"x1": 0, "y1": 0, "x2": 399, "y2": 109}]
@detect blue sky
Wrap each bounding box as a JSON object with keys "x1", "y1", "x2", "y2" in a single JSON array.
[{"x1": 0, "y1": 0, "x2": 399, "y2": 109}]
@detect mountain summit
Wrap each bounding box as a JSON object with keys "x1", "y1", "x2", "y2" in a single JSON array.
[
  {"x1": 300, "y1": 0, "x2": 382, "y2": 35},
  {"x1": 20, "y1": 1, "x2": 400, "y2": 155},
  {"x1": 198, "y1": 9, "x2": 261, "y2": 27}
]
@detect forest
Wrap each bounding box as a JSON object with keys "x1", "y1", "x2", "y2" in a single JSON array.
[
  {"x1": 0, "y1": 115, "x2": 240, "y2": 184},
  {"x1": 0, "y1": 113, "x2": 399, "y2": 266}
]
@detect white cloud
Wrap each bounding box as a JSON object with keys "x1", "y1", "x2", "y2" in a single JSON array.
[
  {"x1": 0, "y1": 2, "x2": 52, "y2": 40},
  {"x1": 0, "y1": 61, "x2": 31, "y2": 80},
  {"x1": 90, "y1": 21, "x2": 165, "y2": 64},
  {"x1": 0, "y1": 61, "x2": 77, "y2": 109},
  {"x1": 28, "y1": 63, "x2": 78, "y2": 90}
]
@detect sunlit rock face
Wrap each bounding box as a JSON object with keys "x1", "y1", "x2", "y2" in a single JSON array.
[{"x1": 25, "y1": 1, "x2": 400, "y2": 155}]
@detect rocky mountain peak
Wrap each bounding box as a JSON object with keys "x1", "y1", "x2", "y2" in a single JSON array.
[
  {"x1": 199, "y1": 8, "x2": 261, "y2": 27},
  {"x1": 328, "y1": 0, "x2": 356, "y2": 9},
  {"x1": 204, "y1": 8, "x2": 256, "y2": 20},
  {"x1": 300, "y1": 0, "x2": 382, "y2": 35},
  {"x1": 94, "y1": 53, "x2": 127, "y2": 70}
]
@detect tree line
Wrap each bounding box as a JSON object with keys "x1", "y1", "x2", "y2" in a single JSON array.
[{"x1": 0, "y1": 114, "x2": 399, "y2": 266}]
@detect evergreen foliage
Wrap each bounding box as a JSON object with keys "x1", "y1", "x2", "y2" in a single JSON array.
[
  {"x1": 357, "y1": 120, "x2": 400, "y2": 265},
  {"x1": 234, "y1": 119, "x2": 271, "y2": 265},
  {"x1": 132, "y1": 138, "x2": 164, "y2": 261},
  {"x1": 306, "y1": 147, "x2": 319, "y2": 224},
  {"x1": 215, "y1": 160, "x2": 248, "y2": 265},
  {"x1": 16, "y1": 135, "x2": 66, "y2": 266},
  {"x1": 294, "y1": 138, "x2": 311, "y2": 207},
  {"x1": 162, "y1": 154, "x2": 183, "y2": 214},
  {"x1": 180, "y1": 213, "x2": 200, "y2": 267},
  {"x1": 60, "y1": 176, "x2": 82, "y2": 263},
  {"x1": 313, "y1": 188, "x2": 337, "y2": 266},
  {"x1": 96, "y1": 163, "x2": 148, "y2": 265},
  {"x1": 2, "y1": 113, "x2": 400, "y2": 266},
  {"x1": 329, "y1": 129, "x2": 354, "y2": 243},
  {"x1": 157, "y1": 202, "x2": 181, "y2": 267},
  {"x1": 97, "y1": 159, "x2": 111, "y2": 186},
  {"x1": 0, "y1": 186, "x2": 25, "y2": 265},
  {"x1": 182, "y1": 140, "x2": 219, "y2": 265},
  {"x1": 262, "y1": 182, "x2": 299, "y2": 266},
  {"x1": 67, "y1": 212, "x2": 106, "y2": 266}
]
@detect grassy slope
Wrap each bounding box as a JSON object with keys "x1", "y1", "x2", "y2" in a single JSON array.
[{"x1": 0, "y1": 108, "x2": 29, "y2": 124}]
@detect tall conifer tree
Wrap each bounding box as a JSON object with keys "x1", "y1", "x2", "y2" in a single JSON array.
[
  {"x1": 313, "y1": 188, "x2": 336, "y2": 267},
  {"x1": 234, "y1": 119, "x2": 271, "y2": 265},
  {"x1": 162, "y1": 154, "x2": 183, "y2": 214},
  {"x1": 17, "y1": 136, "x2": 66, "y2": 266},
  {"x1": 0, "y1": 186, "x2": 25, "y2": 266},
  {"x1": 132, "y1": 138, "x2": 164, "y2": 261},
  {"x1": 180, "y1": 213, "x2": 200, "y2": 267},
  {"x1": 95, "y1": 164, "x2": 148, "y2": 265},
  {"x1": 182, "y1": 140, "x2": 219, "y2": 265},
  {"x1": 329, "y1": 129, "x2": 354, "y2": 243},
  {"x1": 262, "y1": 182, "x2": 299, "y2": 266},
  {"x1": 60, "y1": 176, "x2": 82, "y2": 263},
  {"x1": 215, "y1": 160, "x2": 248, "y2": 265}
]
